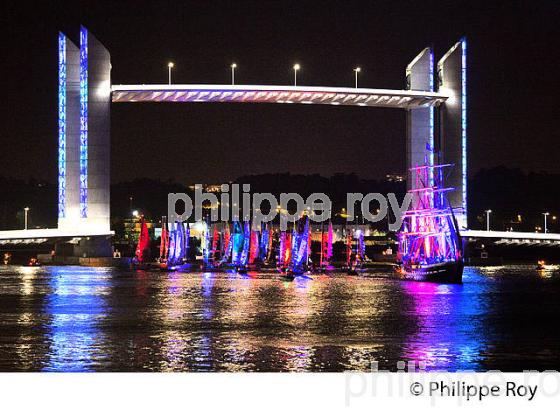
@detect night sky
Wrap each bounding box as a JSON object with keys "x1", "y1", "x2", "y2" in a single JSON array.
[{"x1": 1, "y1": 1, "x2": 559, "y2": 185}]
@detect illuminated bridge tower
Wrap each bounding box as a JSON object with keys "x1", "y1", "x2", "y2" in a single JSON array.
[
  {"x1": 406, "y1": 39, "x2": 467, "y2": 228},
  {"x1": 57, "y1": 26, "x2": 111, "y2": 235},
  {"x1": 437, "y1": 39, "x2": 467, "y2": 229},
  {"x1": 406, "y1": 47, "x2": 435, "y2": 208}
]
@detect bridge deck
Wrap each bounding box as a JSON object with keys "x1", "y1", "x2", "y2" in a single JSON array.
[
  {"x1": 462, "y1": 230, "x2": 560, "y2": 242},
  {"x1": 0, "y1": 229, "x2": 114, "y2": 244},
  {"x1": 111, "y1": 84, "x2": 447, "y2": 109}
]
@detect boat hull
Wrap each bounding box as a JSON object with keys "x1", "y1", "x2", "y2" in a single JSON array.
[{"x1": 397, "y1": 262, "x2": 463, "y2": 284}]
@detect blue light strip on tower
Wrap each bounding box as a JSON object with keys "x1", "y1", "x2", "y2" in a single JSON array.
[
  {"x1": 429, "y1": 48, "x2": 435, "y2": 187},
  {"x1": 79, "y1": 27, "x2": 88, "y2": 218},
  {"x1": 461, "y1": 38, "x2": 467, "y2": 215},
  {"x1": 58, "y1": 33, "x2": 66, "y2": 219}
]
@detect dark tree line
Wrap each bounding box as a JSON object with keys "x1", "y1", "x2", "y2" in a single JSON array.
[{"x1": 1, "y1": 167, "x2": 559, "y2": 233}]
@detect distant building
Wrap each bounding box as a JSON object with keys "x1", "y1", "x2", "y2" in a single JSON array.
[
  {"x1": 187, "y1": 183, "x2": 225, "y2": 193},
  {"x1": 386, "y1": 174, "x2": 405, "y2": 182}
]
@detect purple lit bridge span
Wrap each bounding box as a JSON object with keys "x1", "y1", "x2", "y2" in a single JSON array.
[{"x1": 111, "y1": 84, "x2": 447, "y2": 109}]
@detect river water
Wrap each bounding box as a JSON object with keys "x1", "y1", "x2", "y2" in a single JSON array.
[{"x1": 0, "y1": 265, "x2": 558, "y2": 372}]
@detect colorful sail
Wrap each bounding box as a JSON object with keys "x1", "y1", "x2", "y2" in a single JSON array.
[
  {"x1": 167, "y1": 221, "x2": 184, "y2": 266},
  {"x1": 267, "y1": 227, "x2": 273, "y2": 262},
  {"x1": 320, "y1": 223, "x2": 330, "y2": 268},
  {"x1": 203, "y1": 221, "x2": 211, "y2": 266},
  {"x1": 291, "y1": 216, "x2": 310, "y2": 273},
  {"x1": 284, "y1": 232, "x2": 292, "y2": 266},
  {"x1": 220, "y1": 223, "x2": 232, "y2": 265},
  {"x1": 176, "y1": 221, "x2": 185, "y2": 262},
  {"x1": 278, "y1": 231, "x2": 286, "y2": 269},
  {"x1": 239, "y1": 221, "x2": 251, "y2": 267},
  {"x1": 135, "y1": 217, "x2": 150, "y2": 263},
  {"x1": 167, "y1": 221, "x2": 177, "y2": 264},
  {"x1": 212, "y1": 226, "x2": 219, "y2": 262},
  {"x1": 346, "y1": 229, "x2": 352, "y2": 267},
  {"x1": 184, "y1": 222, "x2": 190, "y2": 261},
  {"x1": 222, "y1": 224, "x2": 231, "y2": 256},
  {"x1": 356, "y1": 229, "x2": 365, "y2": 262},
  {"x1": 259, "y1": 224, "x2": 269, "y2": 262},
  {"x1": 249, "y1": 230, "x2": 259, "y2": 264},
  {"x1": 159, "y1": 219, "x2": 169, "y2": 262},
  {"x1": 327, "y1": 222, "x2": 333, "y2": 261},
  {"x1": 231, "y1": 221, "x2": 244, "y2": 265}
]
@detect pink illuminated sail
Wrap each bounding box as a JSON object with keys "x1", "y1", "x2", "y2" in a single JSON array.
[
  {"x1": 249, "y1": 230, "x2": 259, "y2": 264},
  {"x1": 135, "y1": 217, "x2": 150, "y2": 263},
  {"x1": 159, "y1": 219, "x2": 168, "y2": 261}
]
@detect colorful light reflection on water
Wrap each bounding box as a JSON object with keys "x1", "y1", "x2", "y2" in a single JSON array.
[{"x1": 0, "y1": 265, "x2": 559, "y2": 372}]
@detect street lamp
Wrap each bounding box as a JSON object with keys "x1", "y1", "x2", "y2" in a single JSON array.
[
  {"x1": 543, "y1": 212, "x2": 550, "y2": 233},
  {"x1": 230, "y1": 63, "x2": 237, "y2": 85},
  {"x1": 167, "y1": 62, "x2": 174, "y2": 85},
  {"x1": 293, "y1": 64, "x2": 300, "y2": 86},
  {"x1": 132, "y1": 210, "x2": 139, "y2": 218},
  {"x1": 23, "y1": 207, "x2": 30, "y2": 230},
  {"x1": 485, "y1": 209, "x2": 492, "y2": 231},
  {"x1": 354, "y1": 67, "x2": 361, "y2": 88}
]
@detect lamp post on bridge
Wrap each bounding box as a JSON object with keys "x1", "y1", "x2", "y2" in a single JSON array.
[
  {"x1": 23, "y1": 207, "x2": 30, "y2": 230},
  {"x1": 354, "y1": 67, "x2": 361, "y2": 88},
  {"x1": 485, "y1": 209, "x2": 492, "y2": 231},
  {"x1": 543, "y1": 212, "x2": 550, "y2": 234},
  {"x1": 293, "y1": 64, "x2": 300, "y2": 86},
  {"x1": 167, "y1": 62, "x2": 174, "y2": 85},
  {"x1": 230, "y1": 63, "x2": 237, "y2": 85}
]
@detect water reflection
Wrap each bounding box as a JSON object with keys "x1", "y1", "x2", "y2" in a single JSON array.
[
  {"x1": 0, "y1": 265, "x2": 558, "y2": 371},
  {"x1": 43, "y1": 267, "x2": 110, "y2": 372},
  {"x1": 399, "y1": 270, "x2": 488, "y2": 370}
]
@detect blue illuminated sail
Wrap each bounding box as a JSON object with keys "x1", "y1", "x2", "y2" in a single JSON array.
[
  {"x1": 259, "y1": 223, "x2": 269, "y2": 261},
  {"x1": 184, "y1": 222, "x2": 190, "y2": 261},
  {"x1": 231, "y1": 221, "x2": 244, "y2": 265},
  {"x1": 291, "y1": 216, "x2": 310, "y2": 273}
]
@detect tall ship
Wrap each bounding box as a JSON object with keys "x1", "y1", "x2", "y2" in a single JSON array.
[{"x1": 396, "y1": 163, "x2": 464, "y2": 284}]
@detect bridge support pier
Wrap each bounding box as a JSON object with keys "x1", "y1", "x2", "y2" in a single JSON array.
[{"x1": 57, "y1": 26, "x2": 112, "y2": 238}]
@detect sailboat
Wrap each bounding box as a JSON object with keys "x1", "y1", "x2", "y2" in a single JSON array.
[
  {"x1": 132, "y1": 217, "x2": 151, "y2": 269},
  {"x1": 318, "y1": 221, "x2": 333, "y2": 272},
  {"x1": 277, "y1": 229, "x2": 293, "y2": 273},
  {"x1": 160, "y1": 221, "x2": 191, "y2": 271},
  {"x1": 248, "y1": 229, "x2": 259, "y2": 266},
  {"x1": 203, "y1": 224, "x2": 226, "y2": 271},
  {"x1": 291, "y1": 216, "x2": 311, "y2": 274},
  {"x1": 348, "y1": 228, "x2": 366, "y2": 275},
  {"x1": 217, "y1": 221, "x2": 248, "y2": 272},
  {"x1": 237, "y1": 221, "x2": 251, "y2": 273},
  {"x1": 258, "y1": 223, "x2": 271, "y2": 266},
  {"x1": 218, "y1": 223, "x2": 233, "y2": 267},
  {"x1": 396, "y1": 163, "x2": 464, "y2": 284},
  {"x1": 280, "y1": 216, "x2": 311, "y2": 280},
  {"x1": 231, "y1": 221, "x2": 244, "y2": 268},
  {"x1": 159, "y1": 219, "x2": 169, "y2": 262}
]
